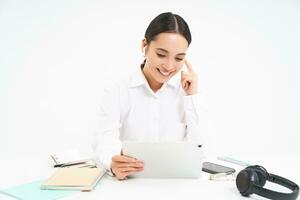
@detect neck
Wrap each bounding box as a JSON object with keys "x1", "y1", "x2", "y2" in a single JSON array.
[{"x1": 142, "y1": 65, "x2": 163, "y2": 92}]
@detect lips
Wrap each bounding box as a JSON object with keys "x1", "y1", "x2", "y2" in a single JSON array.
[{"x1": 157, "y1": 68, "x2": 171, "y2": 76}]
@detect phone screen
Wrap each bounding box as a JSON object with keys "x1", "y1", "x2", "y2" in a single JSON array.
[{"x1": 202, "y1": 162, "x2": 235, "y2": 174}]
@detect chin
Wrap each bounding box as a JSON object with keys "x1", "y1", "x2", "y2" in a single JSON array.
[{"x1": 155, "y1": 75, "x2": 171, "y2": 84}]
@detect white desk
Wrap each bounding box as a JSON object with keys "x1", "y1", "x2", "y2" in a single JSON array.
[{"x1": 0, "y1": 154, "x2": 299, "y2": 200}]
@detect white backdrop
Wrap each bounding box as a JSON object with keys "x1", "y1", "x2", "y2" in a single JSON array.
[{"x1": 1, "y1": 0, "x2": 299, "y2": 160}]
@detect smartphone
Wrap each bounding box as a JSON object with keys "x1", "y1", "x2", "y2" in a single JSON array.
[{"x1": 202, "y1": 162, "x2": 236, "y2": 174}]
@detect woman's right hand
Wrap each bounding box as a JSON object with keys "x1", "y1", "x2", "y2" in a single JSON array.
[{"x1": 110, "y1": 154, "x2": 144, "y2": 180}]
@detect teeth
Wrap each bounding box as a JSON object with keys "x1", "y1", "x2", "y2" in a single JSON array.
[
  {"x1": 158, "y1": 68, "x2": 170, "y2": 76},
  {"x1": 161, "y1": 71, "x2": 170, "y2": 76}
]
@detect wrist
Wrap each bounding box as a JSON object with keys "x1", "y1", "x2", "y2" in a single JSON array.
[{"x1": 186, "y1": 89, "x2": 198, "y2": 95}]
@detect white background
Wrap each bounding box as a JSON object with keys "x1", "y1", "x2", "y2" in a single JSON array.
[{"x1": 1, "y1": 0, "x2": 299, "y2": 160}]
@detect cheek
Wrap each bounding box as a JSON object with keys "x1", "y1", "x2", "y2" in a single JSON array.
[
  {"x1": 173, "y1": 63, "x2": 184, "y2": 75},
  {"x1": 175, "y1": 63, "x2": 184, "y2": 71},
  {"x1": 147, "y1": 55, "x2": 162, "y2": 68}
]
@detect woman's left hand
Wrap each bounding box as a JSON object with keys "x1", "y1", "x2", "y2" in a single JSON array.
[{"x1": 181, "y1": 59, "x2": 198, "y2": 95}]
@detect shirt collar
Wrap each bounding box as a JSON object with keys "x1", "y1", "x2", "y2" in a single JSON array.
[
  {"x1": 129, "y1": 67, "x2": 180, "y2": 89},
  {"x1": 128, "y1": 68, "x2": 148, "y2": 88}
]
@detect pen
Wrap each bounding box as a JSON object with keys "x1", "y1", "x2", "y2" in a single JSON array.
[
  {"x1": 54, "y1": 161, "x2": 87, "y2": 168},
  {"x1": 54, "y1": 164, "x2": 64, "y2": 168},
  {"x1": 217, "y1": 156, "x2": 251, "y2": 167}
]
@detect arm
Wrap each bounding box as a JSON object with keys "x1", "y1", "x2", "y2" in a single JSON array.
[
  {"x1": 93, "y1": 83, "x2": 122, "y2": 175},
  {"x1": 181, "y1": 59, "x2": 206, "y2": 142},
  {"x1": 92, "y1": 84, "x2": 144, "y2": 179}
]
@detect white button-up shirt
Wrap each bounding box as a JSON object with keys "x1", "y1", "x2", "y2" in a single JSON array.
[{"x1": 93, "y1": 68, "x2": 203, "y2": 172}]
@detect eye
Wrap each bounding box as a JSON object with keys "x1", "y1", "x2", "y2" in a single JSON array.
[
  {"x1": 157, "y1": 53, "x2": 166, "y2": 58},
  {"x1": 175, "y1": 58, "x2": 184, "y2": 62}
]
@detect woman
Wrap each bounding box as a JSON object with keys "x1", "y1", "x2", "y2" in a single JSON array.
[{"x1": 93, "y1": 12, "x2": 202, "y2": 180}]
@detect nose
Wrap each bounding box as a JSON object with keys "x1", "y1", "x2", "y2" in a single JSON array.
[{"x1": 162, "y1": 59, "x2": 176, "y2": 72}]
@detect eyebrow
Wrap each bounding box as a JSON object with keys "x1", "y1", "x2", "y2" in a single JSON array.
[{"x1": 156, "y1": 48, "x2": 186, "y2": 56}]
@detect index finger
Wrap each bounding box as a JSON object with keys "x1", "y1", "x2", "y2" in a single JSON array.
[
  {"x1": 112, "y1": 155, "x2": 139, "y2": 163},
  {"x1": 185, "y1": 59, "x2": 193, "y2": 72}
]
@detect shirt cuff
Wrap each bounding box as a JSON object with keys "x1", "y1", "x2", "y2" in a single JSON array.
[{"x1": 94, "y1": 147, "x2": 121, "y2": 177}]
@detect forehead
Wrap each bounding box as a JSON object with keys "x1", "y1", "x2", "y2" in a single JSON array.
[{"x1": 149, "y1": 33, "x2": 188, "y2": 53}]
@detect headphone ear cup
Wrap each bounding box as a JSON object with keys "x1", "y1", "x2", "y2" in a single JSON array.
[
  {"x1": 247, "y1": 165, "x2": 269, "y2": 187},
  {"x1": 236, "y1": 168, "x2": 260, "y2": 196}
]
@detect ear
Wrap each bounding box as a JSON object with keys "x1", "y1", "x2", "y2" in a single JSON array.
[{"x1": 141, "y1": 38, "x2": 148, "y2": 54}]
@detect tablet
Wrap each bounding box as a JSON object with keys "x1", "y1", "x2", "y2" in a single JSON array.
[{"x1": 122, "y1": 141, "x2": 203, "y2": 178}]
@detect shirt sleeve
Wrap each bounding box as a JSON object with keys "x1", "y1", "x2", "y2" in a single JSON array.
[
  {"x1": 92, "y1": 83, "x2": 122, "y2": 176},
  {"x1": 183, "y1": 93, "x2": 206, "y2": 143}
]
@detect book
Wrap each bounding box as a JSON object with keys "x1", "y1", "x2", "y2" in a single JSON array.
[{"x1": 41, "y1": 166, "x2": 106, "y2": 191}]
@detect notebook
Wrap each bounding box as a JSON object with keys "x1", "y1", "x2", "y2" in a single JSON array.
[{"x1": 41, "y1": 166, "x2": 106, "y2": 191}]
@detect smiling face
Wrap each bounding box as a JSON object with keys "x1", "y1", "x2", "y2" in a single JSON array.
[{"x1": 142, "y1": 32, "x2": 189, "y2": 91}]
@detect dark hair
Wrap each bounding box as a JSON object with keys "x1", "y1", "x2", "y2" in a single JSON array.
[{"x1": 141, "y1": 12, "x2": 192, "y2": 68}]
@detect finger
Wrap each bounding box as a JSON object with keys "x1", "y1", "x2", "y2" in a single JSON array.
[
  {"x1": 181, "y1": 71, "x2": 189, "y2": 82},
  {"x1": 181, "y1": 77, "x2": 186, "y2": 90},
  {"x1": 185, "y1": 59, "x2": 193, "y2": 72},
  {"x1": 183, "y1": 74, "x2": 193, "y2": 82},
  {"x1": 182, "y1": 80, "x2": 190, "y2": 91},
  {"x1": 185, "y1": 82, "x2": 190, "y2": 91},
  {"x1": 115, "y1": 172, "x2": 127, "y2": 180},
  {"x1": 118, "y1": 166, "x2": 144, "y2": 173},
  {"x1": 184, "y1": 81, "x2": 188, "y2": 91},
  {"x1": 181, "y1": 74, "x2": 192, "y2": 84},
  {"x1": 116, "y1": 162, "x2": 144, "y2": 168},
  {"x1": 122, "y1": 169, "x2": 143, "y2": 177},
  {"x1": 181, "y1": 71, "x2": 185, "y2": 79},
  {"x1": 114, "y1": 165, "x2": 143, "y2": 175},
  {"x1": 115, "y1": 168, "x2": 143, "y2": 180},
  {"x1": 182, "y1": 80, "x2": 187, "y2": 91},
  {"x1": 123, "y1": 155, "x2": 142, "y2": 162},
  {"x1": 112, "y1": 155, "x2": 138, "y2": 163},
  {"x1": 182, "y1": 71, "x2": 193, "y2": 80}
]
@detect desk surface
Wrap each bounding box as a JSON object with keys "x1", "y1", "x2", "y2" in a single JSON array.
[{"x1": 0, "y1": 154, "x2": 299, "y2": 200}]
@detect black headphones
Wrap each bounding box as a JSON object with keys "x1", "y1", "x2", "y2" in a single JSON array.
[{"x1": 236, "y1": 165, "x2": 299, "y2": 200}]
